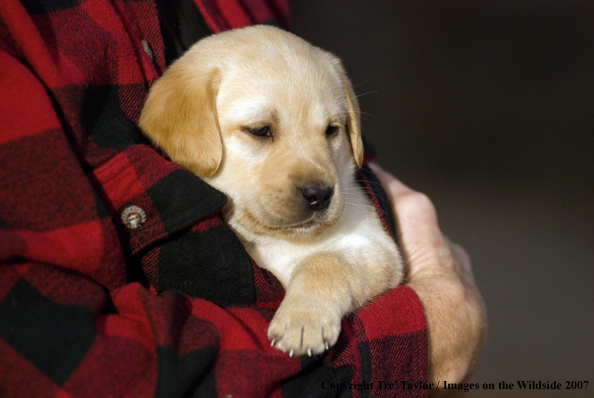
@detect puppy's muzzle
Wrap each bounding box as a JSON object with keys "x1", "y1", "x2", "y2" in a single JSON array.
[{"x1": 300, "y1": 183, "x2": 334, "y2": 212}]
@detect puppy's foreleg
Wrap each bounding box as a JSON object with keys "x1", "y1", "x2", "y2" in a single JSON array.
[{"x1": 268, "y1": 252, "x2": 385, "y2": 357}]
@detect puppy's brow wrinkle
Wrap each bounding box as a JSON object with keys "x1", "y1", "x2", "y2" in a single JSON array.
[{"x1": 227, "y1": 101, "x2": 276, "y2": 121}]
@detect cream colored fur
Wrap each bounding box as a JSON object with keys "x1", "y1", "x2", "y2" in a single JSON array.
[{"x1": 139, "y1": 25, "x2": 403, "y2": 357}]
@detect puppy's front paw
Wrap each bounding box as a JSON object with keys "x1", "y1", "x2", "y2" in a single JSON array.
[{"x1": 268, "y1": 299, "x2": 341, "y2": 357}]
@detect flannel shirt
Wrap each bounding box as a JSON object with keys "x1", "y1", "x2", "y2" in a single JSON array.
[{"x1": 0, "y1": 1, "x2": 427, "y2": 397}]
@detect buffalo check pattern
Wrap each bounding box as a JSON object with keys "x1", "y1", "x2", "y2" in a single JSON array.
[{"x1": 0, "y1": 1, "x2": 427, "y2": 397}]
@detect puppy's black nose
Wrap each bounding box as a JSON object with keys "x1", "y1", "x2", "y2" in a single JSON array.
[{"x1": 301, "y1": 184, "x2": 334, "y2": 211}]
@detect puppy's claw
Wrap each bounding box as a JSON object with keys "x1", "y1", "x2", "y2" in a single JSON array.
[
  {"x1": 325, "y1": 342, "x2": 329, "y2": 351},
  {"x1": 307, "y1": 348, "x2": 312, "y2": 357},
  {"x1": 270, "y1": 339, "x2": 276, "y2": 348},
  {"x1": 288, "y1": 349, "x2": 294, "y2": 358}
]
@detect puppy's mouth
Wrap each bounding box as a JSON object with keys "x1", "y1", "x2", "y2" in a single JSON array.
[
  {"x1": 246, "y1": 209, "x2": 334, "y2": 236},
  {"x1": 229, "y1": 194, "x2": 341, "y2": 240}
]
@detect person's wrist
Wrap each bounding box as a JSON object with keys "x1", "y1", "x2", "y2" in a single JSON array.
[{"x1": 408, "y1": 272, "x2": 485, "y2": 385}]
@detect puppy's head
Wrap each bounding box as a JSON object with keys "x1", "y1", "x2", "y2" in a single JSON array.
[{"x1": 139, "y1": 25, "x2": 363, "y2": 241}]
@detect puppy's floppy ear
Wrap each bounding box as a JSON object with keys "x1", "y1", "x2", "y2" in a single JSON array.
[
  {"x1": 343, "y1": 82, "x2": 364, "y2": 168},
  {"x1": 139, "y1": 61, "x2": 222, "y2": 177},
  {"x1": 330, "y1": 57, "x2": 364, "y2": 168}
]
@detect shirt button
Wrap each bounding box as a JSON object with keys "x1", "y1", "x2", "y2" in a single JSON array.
[
  {"x1": 141, "y1": 39, "x2": 154, "y2": 61},
  {"x1": 121, "y1": 205, "x2": 147, "y2": 229}
]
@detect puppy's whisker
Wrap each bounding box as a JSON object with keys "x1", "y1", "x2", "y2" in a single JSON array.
[
  {"x1": 345, "y1": 202, "x2": 378, "y2": 213},
  {"x1": 355, "y1": 179, "x2": 384, "y2": 185},
  {"x1": 350, "y1": 90, "x2": 378, "y2": 100},
  {"x1": 343, "y1": 197, "x2": 374, "y2": 204},
  {"x1": 351, "y1": 79, "x2": 370, "y2": 90}
]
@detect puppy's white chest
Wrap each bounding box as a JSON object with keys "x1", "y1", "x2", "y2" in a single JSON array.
[
  {"x1": 245, "y1": 239, "x2": 325, "y2": 288},
  {"x1": 242, "y1": 197, "x2": 387, "y2": 288}
]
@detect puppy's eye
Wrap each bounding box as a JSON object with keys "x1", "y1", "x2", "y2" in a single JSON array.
[
  {"x1": 248, "y1": 126, "x2": 272, "y2": 138},
  {"x1": 325, "y1": 125, "x2": 339, "y2": 138}
]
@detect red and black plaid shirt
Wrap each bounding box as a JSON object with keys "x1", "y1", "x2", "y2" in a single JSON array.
[{"x1": 0, "y1": 1, "x2": 427, "y2": 397}]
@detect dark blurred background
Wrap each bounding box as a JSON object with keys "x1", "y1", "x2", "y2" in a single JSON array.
[{"x1": 289, "y1": 1, "x2": 594, "y2": 396}]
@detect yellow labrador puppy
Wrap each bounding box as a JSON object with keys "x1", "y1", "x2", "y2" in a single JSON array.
[{"x1": 139, "y1": 25, "x2": 403, "y2": 357}]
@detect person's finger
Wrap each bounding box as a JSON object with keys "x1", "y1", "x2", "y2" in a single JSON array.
[
  {"x1": 369, "y1": 163, "x2": 439, "y2": 235},
  {"x1": 368, "y1": 162, "x2": 413, "y2": 196},
  {"x1": 368, "y1": 162, "x2": 451, "y2": 275}
]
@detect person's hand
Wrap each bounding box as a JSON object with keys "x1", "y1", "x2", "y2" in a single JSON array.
[{"x1": 369, "y1": 163, "x2": 487, "y2": 396}]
